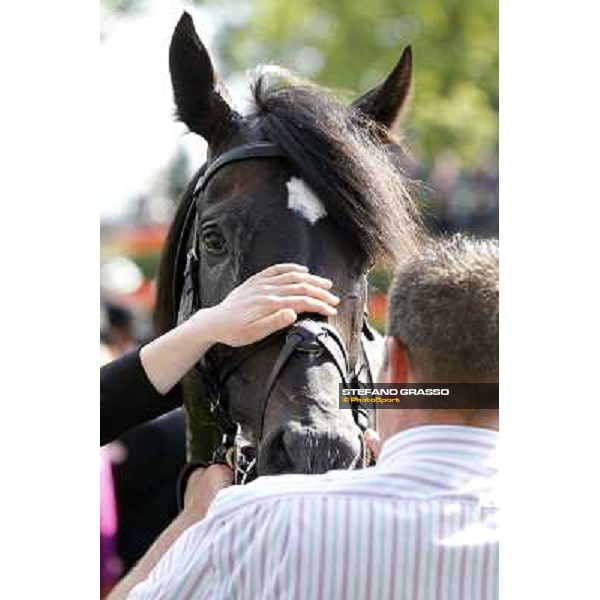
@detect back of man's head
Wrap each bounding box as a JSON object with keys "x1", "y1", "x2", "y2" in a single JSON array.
[{"x1": 387, "y1": 234, "x2": 499, "y2": 383}]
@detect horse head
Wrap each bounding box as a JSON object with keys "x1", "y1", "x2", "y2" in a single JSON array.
[{"x1": 156, "y1": 13, "x2": 422, "y2": 479}]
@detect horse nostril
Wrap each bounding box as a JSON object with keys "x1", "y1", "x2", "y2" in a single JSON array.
[
  {"x1": 258, "y1": 424, "x2": 361, "y2": 476},
  {"x1": 258, "y1": 429, "x2": 294, "y2": 475}
]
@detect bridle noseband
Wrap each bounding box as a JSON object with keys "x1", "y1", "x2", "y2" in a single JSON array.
[{"x1": 175, "y1": 141, "x2": 374, "y2": 486}]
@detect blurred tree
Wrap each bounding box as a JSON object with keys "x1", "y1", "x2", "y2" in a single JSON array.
[{"x1": 201, "y1": 0, "x2": 498, "y2": 173}]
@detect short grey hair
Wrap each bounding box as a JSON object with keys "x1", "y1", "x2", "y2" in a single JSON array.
[{"x1": 387, "y1": 234, "x2": 499, "y2": 382}]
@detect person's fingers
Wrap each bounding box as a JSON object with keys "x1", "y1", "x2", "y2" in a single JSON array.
[
  {"x1": 187, "y1": 467, "x2": 206, "y2": 487},
  {"x1": 186, "y1": 464, "x2": 233, "y2": 496},
  {"x1": 264, "y1": 270, "x2": 333, "y2": 289},
  {"x1": 271, "y1": 295, "x2": 338, "y2": 317},
  {"x1": 184, "y1": 464, "x2": 234, "y2": 514},
  {"x1": 251, "y1": 264, "x2": 309, "y2": 281},
  {"x1": 364, "y1": 429, "x2": 381, "y2": 460},
  {"x1": 204, "y1": 464, "x2": 234, "y2": 488},
  {"x1": 245, "y1": 308, "x2": 298, "y2": 341},
  {"x1": 183, "y1": 467, "x2": 206, "y2": 507},
  {"x1": 266, "y1": 282, "x2": 340, "y2": 306}
]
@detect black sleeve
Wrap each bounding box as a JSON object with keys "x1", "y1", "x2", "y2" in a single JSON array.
[{"x1": 101, "y1": 349, "x2": 182, "y2": 446}]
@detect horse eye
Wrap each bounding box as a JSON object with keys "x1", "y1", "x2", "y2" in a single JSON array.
[{"x1": 201, "y1": 228, "x2": 227, "y2": 255}]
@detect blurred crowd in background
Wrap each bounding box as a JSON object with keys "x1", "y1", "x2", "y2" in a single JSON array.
[{"x1": 100, "y1": 0, "x2": 497, "y2": 592}]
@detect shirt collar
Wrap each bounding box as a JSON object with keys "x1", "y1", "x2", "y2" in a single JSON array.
[{"x1": 378, "y1": 425, "x2": 498, "y2": 469}]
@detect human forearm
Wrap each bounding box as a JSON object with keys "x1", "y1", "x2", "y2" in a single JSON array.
[
  {"x1": 101, "y1": 350, "x2": 181, "y2": 445},
  {"x1": 140, "y1": 307, "x2": 218, "y2": 395},
  {"x1": 107, "y1": 465, "x2": 233, "y2": 600},
  {"x1": 107, "y1": 509, "x2": 199, "y2": 600},
  {"x1": 140, "y1": 264, "x2": 338, "y2": 396}
]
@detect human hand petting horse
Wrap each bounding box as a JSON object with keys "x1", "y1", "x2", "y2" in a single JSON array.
[{"x1": 140, "y1": 263, "x2": 339, "y2": 396}]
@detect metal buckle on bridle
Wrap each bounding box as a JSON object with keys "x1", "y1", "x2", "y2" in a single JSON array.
[{"x1": 212, "y1": 426, "x2": 257, "y2": 485}]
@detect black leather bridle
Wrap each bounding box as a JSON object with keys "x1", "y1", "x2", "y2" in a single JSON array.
[{"x1": 174, "y1": 141, "x2": 377, "y2": 487}]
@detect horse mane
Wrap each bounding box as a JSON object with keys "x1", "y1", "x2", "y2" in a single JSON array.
[{"x1": 250, "y1": 67, "x2": 424, "y2": 266}]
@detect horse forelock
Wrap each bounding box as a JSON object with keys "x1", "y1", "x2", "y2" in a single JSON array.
[{"x1": 249, "y1": 67, "x2": 425, "y2": 265}]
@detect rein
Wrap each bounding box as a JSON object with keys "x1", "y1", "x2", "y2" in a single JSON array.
[{"x1": 175, "y1": 141, "x2": 376, "y2": 487}]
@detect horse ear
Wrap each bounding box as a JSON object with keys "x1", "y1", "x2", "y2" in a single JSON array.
[
  {"x1": 352, "y1": 46, "x2": 412, "y2": 132},
  {"x1": 169, "y1": 12, "x2": 237, "y2": 141}
]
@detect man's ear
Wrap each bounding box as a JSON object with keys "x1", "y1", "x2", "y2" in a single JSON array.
[
  {"x1": 351, "y1": 46, "x2": 412, "y2": 133},
  {"x1": 169, "y1": 12, "x2": 239, "y2": 141},
  {"x1": 385, "y1": 336, "x2": 411, "y2": 383}
]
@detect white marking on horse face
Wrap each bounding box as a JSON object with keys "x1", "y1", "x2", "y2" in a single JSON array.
[{"x1": 286, "y1": 177, "x2": 327, "y2": 225}]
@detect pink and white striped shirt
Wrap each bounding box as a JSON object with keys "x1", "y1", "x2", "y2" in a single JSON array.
[{"x1": 129, "y1": 425, "x2": 498, "y2": 599}]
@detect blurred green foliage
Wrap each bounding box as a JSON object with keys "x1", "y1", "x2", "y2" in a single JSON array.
[
  {"x1": 130, "y1": 253, "x2": 161, "y2": 280},
  {"x1": 103, "y1": 0, "x2": 497, "y2": 171},
  {"x1": 208, "y1": 0, "x2": 498, "y2": 172},
  {"x1": 368, "y1": 265, "x2": 394, "y2": 295}
]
